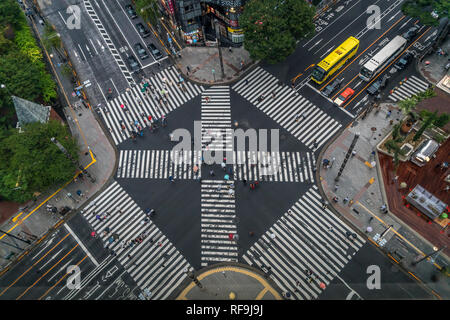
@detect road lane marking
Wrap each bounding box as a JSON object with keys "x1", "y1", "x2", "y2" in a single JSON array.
[
  {"x1": 319, "y1": 15, "x2": 405, "y2": 91},
  {"x1": 16, "y1": 244, "x2": 79, "y2": 300},
  {"x1": 0, "y1": 233, "x2": 70, "y2": 297},
  {"x1": 64, "y1": 223, "x2": 99, "y2": 266}
]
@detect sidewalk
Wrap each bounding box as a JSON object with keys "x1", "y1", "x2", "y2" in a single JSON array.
[
  {"x1": 175, "y1": 45, "x2": 256, "y2": 85},
  {"x1": 0, "y1": 3, "x2": 116, "y2": 273},
  {"x1": 173, "y1": 262, "x2": 282, "y2": 300},
  {"x1": 417, "y1": 36, "x2": 450, "y2": 86},
  {"x1": 318, "y1": 103, "x2": 449, "y2": 299}
]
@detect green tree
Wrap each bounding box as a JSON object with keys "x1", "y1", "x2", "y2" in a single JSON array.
[
  {"x1": 413, "y1": 112, "x2": 437, "y2": 141},
  {"x1": 398, "y1": 96, "x2": 418, "y2": 114},
  {"x1": 433, "y1": 113, "x2": 449, "y2": 128},
  {"x1": 402, "y1": 0, "x2": 450, "y2": 26},
  {"x1": 0, "y1": 120, "x2": 79, "y2": 202},
  {"x1": 135, "y1": 0, "x2": 161, "y2": 26},
  {"x1": 239, "y1": 0, "x2": 315, "y2": 64},
  {"x1": 0, "y1": 0, "x2": 23, "y2": 29}
]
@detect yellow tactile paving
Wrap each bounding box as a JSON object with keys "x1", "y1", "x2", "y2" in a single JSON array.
[{"x1": 176, "y1": 266, "x2": 282, "y2": 300}]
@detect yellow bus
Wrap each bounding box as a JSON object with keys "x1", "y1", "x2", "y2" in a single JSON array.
[{"x1": 311, "y1": 36, "x2": 360, "y2": 85}]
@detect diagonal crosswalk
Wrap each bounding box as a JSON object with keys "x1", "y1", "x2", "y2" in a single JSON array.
[
  {"x1": 232, "y1": 151, "x2": 316, "y2": 183},
  {"x1": 388, "y1": 75, "x2": 429, "y2": 102},
  {"x1": 201, "y1": 180, "x2": 238, "y2": 267},
  {"x1": 116, "y1": 150, "x2": 202, "y2": 179},
  {"x1": 99, "y1": 66, "x2": 204, "y2": 145},
  {"x1": 82, "y1": 181, "x2": 193, "y2": 299},
  {"x1": 232, "y1": 67, "x2": 342, "y2": 150},
  {"x1": 201, "y1": 86, "x2": 233, "y2": 152},
  {"x1": 242, "y1": 185, "x2": 366, "y2": 300}
]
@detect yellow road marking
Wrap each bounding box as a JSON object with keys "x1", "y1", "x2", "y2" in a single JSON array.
[{"x1": 176, "y1": 266, "x2": 282, "y2": 300}]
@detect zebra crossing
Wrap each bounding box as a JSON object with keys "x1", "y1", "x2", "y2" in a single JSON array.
[
  {"x1": 201, "y1": 180, "x2": 238, "y2": 267},
  {"x1": 116, "y1": 150, "x2": 202, "y2": 179},
  {"x1": 99, "y1": 66, "x2": 204, "y2": 145},
  {"x1": 388, "y1": 75, "x2": 429, "y2": 102},
  {"x1": 202, "y1": 86, "x2": 233, "y2": 151},
  {"x1": 232, "y1": 67, "x2": 342, "y2": 150},
  {"x1": 232, "y1": 151, "x2": 316, "y2": 183},
  {"x1": 242, "y1": 185, "x2": 366, "y2": 300},
  {"x1": 82, "y1": 181, "x2": 193, "y2": 299}
]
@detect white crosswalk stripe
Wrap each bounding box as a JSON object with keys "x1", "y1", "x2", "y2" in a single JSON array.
[
  {"x1": 82, "y1": 181, "x2": 193, "y2": 299},
  {"x1": 232, "y1": 151, "x2": 315, "y2": 183},
  {"x1": 99, "y1": 66, "x2": 204, "y2": 145},
  {"x1": 202, "y1": 86, "x2": 232, "y2": 152},
  {"x1": 388, "y1": 75, "x2": 429, "y2": 102},
  {"x1": 242, "y1": 185, "x2": 366, "y2": 300},
  {"x1": 201, "y1": 180, "x2": 238, "y2": 267},
  {"x1": 232, "y1": 67, "x2": 342, "y2": 150},
  {"x1": 117, "y1": 150, "x2": 202, "y2": 179}
]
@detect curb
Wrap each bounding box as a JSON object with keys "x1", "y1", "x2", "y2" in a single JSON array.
[{"x1": 169, "y1": 261, "x2": 283, "y2": 300}]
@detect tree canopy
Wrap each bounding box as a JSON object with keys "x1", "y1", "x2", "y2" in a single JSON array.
[
  {"x1": 402, "y1": 0, "x2": 450, "y2": 26},
  {"x1": 135, "y1": 0, "x2": 161, "y2": 26},
  {"x1": 0, "y1": 120, "x2": 79, "y2": 203},
  {"x1": 239, "y1": 0, "x2": 315, "y2": 64},
  {"x1": 0, "y1": 0, "x2": 56, "y2": 130}
]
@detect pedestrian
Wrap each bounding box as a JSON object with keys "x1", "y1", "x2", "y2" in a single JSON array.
[
  {"x1": 217, "y1": 185, "x2": 222, "y2": 192},
  {"x1": 295, "y1": 114, "x2": 301, "y2": 122},
  {"x1": 228, "y1": 46, "x2": 232, "y2": 52},
  {"x1": 240, "y1": 60, "x2": 244, "y2": 69},
  {"x1": 351, "y1": 150, "x2": 357, "y2": 157},
  {"x1": 209, "y1": 169, "x2": 215, "y2": 176},
  {"x1": 249, "y1": 231, "x2": 254, "y2": 237},
  {"x1": 250, "y1": 183, "x2": 255, "y2": 190},
  {"x1": 272, "y1": 90, "x2": 276, "y2": 99},
  {"x1": 221, "y1": 162, "x2": 226, "y2": 171},
  {"x1": 204, "y1": 96, "x2": 210, "y2": 103},
  {"x1": 243, "y1": 179, "x2": 247, "y2": 185},
  {"x1": 334, "y1": 184, "x2": 339, "y2": 191},
  {"x1": 244, "y1": 79, "x2": 248, "y2": 85},
  {"x1": 386, "y1": 110, "x2": 392, "y2": 118},
  {"x1": 186, "y1": 65, "x2": 191, "y2": 73},
  {"x1": 343, "y1": 197, "x2": 349, "y2": 204},
  {"x1": 95, "y1": 214, "x2": 101, "y2": 221},
  {"x1": 228, "y1": 189, "x2": 234, "y2": 197}
]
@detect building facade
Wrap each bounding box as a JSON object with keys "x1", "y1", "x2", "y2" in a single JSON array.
[{"x1": 160, "y1": 0, "x2": 247, "y2": 46}]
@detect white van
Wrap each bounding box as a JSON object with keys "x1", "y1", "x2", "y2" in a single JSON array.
[{"x1": 411, "y1": 139, "x2": 439, "y2": 167}]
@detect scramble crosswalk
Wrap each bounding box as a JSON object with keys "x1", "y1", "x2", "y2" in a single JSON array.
[
  {"x1": 82, "y1": 181, "x2": 193, "y2": 299},
  {"x1": 116, "y1": 150, "x2": 202, "y2": 179},
  {"x1": 201, "y1": 180, "x2": 238, "y2": 267},
  {"x1": 99, "y1": 66, "x2": 204, "y2": 145},
  {"x1": 232, "y1": 67, "x2": 342, "y2": 150},
  {"x1": 242, "y1": 185, "x2": 366, "y2": 300},
  {"x1": 232, "y1": 151, "x2": 316, "y2": 183},
  {"x1": 388, "y1": 75, "x2": 429, "y2": 102},
  {"x1": 201, "y1": 86, "x2": 233, "y2": 151}
]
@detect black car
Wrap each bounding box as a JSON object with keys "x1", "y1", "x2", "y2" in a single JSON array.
[
  {"x1": 127, "y1": 55, "x2": 140, "y2": 71},
  {"x1": 125, "y1": 4, "x2": 137, "y2": 19},
  {"x1": 394, "y1": 52, "x2": 413, "y2": 70},
  {"x1": 147, "y1": 43, "x2": 162, "y2": 60},
  {"x1": 134, "y1": 43, "x2": 149, "y2": 60},
  {"x1": 322, "y1": 78, "x2": 342, "y2": 97},
  {"x1": 59, "y1": 206, "x2": 71, "y2": 216},
  {"x1": 367, "y1": 74, "x2": 389, "y2": 95},
  {"x1": 402, "y1": 25, "x2": 419, "y2": 42},
  {"x1": 136, "y1": 23, "x2": 150, "y2": 38}
]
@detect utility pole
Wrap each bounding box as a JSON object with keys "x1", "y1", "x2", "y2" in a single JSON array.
[
  {"x1": 214, "y1": 20, "x2": 225, "y2": 79},
  {"x1": 335, "y1": 132, "x2": 359, "y2": 181},
  {"x1": 0, "y1": 229, "x2": 31, "y2": 245},
  {"x1": 51, "y1": 137, "x2": 96, "y2": 182},
  {"x1": 412, "y1": 246, "x2": 447, "y2": 266}
]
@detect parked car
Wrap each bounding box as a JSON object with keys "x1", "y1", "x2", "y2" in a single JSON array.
[
  {"x1": 333, "y1": 87, "x2": 354, "y2": 107},
  {"x1": 147, "y1": 43, "x2": 162, "y2": 59},
  {"x1": 134, "y1": 43, "x2": 149, "y2": 60},
  {"x1": 127, "y1": 55, "x2": 140, "y2": 71},
  {"x1": 136, "y1": 22, "x2": 150, "y2": 38},
  {"x1": 394, "y1": 52, "x2": 413, "y2": 70},
  {"x1": 125, "y1": 4, "x2": 137, "y2": 19},
  {"x1": 402, "y1": 25, "x2": 419, "y2": 42},
  {"x1": 322, "y1": 78, "x2": 342, "y2": 97},
  {"x1": 367, "y1": 74, "x2": 389, "y2": 95},
  {"x1": 59, "y1": 206, "x2": 71, "y2": 216},
  {"x1": 411, "y1": 139, "x2": 439, "y2": 167}
]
